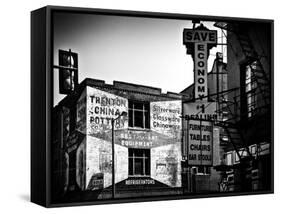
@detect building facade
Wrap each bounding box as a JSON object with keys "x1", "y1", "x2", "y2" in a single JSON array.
[
  {"x1": 52, "y1": 78, "x2": 187, "y2": 201},
  {"x1": 212, "y1": 21, "x2": 272, "y2": 192}
]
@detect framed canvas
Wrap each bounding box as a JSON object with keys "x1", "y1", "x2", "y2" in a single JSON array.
[{"x1": 31, "y1": 5, "x2": 274, "y2": 207}]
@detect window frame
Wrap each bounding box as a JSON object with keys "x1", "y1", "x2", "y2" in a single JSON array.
[
  {"x1": 128, "y1": 148, "x2": 151, "y2": 177},
  {"x1": 128, "y1": 100, "x2": 150, "y2": 129}
]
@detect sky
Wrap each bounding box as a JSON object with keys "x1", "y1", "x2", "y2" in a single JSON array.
[{"x1": 53, "y1": 12, "x2": 227, "y2": 106}]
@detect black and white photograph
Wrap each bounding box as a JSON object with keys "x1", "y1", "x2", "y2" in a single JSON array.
[
  {"x1": 2, "y1": 0, "x2": 281, "y2": 212},
  {"x1": 47, "y1": 8, "x2": 273, "y2": 205}
]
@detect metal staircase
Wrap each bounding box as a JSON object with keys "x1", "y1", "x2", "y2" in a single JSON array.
[
  {"x1": 214, "y1": 22, "x2": 270, "y2": 152},
  {"x1": 213, "y1": 22, "x2": 271, "y2": 191},
  {"x1": 236, "y1": 33, "x2": 270, "y2": 109},
  {"x1": 214, "y1": 91, "x2": 252, "y2": 161},
  {"x1": 214, "y1": 91, "x2": 255, "y2": 192},
  {"x1": 215, "y1": 22, "x2": 271, "y2": 109}
]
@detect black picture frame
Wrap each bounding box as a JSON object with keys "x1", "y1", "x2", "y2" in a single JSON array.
[{"x1": 31, "y1": 5, "x2": 274, "y2": 208}]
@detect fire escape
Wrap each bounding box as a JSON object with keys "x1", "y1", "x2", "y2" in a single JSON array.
[{"x1": 213, "y1": 22, "x2": 271, "y2": 191}]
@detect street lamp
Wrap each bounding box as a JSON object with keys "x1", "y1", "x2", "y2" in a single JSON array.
[{"x1": 111, "y1": 111, "x2": 127, "y2": 199}]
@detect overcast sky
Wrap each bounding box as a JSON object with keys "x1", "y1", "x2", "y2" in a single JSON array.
[{"x1": 53, "y1": 12, "x2": 226, "y2": 106}]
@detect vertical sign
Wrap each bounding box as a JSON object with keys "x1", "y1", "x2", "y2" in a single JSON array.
[
  {"x1": 183, "y1": 25, "x2": 217, "y2": 100},
  {"x1": 86, "y1": 87, "x2": 128, "y2": 135},
  {"x1": 183, "y1": 24, "x2": 218, "y2": 166},
  {"x1": 194, "y1": 43, "x2": 208, "y2": 100}
]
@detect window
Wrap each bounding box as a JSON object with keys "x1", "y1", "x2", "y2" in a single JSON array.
[
  {"x1": 245, "y1": 61, "x2": 258, "y2": 118},
  {"x1": 128, "y1": 101, "x2": 150, "y2": 129},
  {"x1": 128, "y1": 149, "x2": 150, "y2": 176},
  {"x1": 226, "y1": 152, "x2": 233, "y2": 165},
  {"x1": 250, "y1": 145, "x2": 257, "y2": 157}
]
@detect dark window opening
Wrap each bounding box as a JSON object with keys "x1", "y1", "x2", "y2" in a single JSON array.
[
  {"x1": 128, "y1": 101, "x2": 150, "y2": 129},
  {"x1": 128, "y1": 149, "x2": 150, "y2": 176}
]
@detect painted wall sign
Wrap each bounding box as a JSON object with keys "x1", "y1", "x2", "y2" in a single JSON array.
[
  {"x1": 75, "y1": 86, "x2": 129, "y2": 189},
  {"x1": 187, "y1": 120, "x2": 213, "y2": 166},
  {"x1": 151, "y1": 144, "x2": 181, "y2": 187},
  {"x1": 87, "y1": 173, "x2": 104, "y2": 190},
  {"x1": 79, "y1": 87, "x2": 183, "y2": 189},
  {"x1": 150, "y1": 100, "x2": 182, "y2": 187},
  {"x1": 86, "y1": 136, "x2": 128, "y2": 189},
  {"x1": 150, "y1": 100, "x2": 182, "y2": 139},
  {"x1": 125, "y1": 179, "x2": 155, "y2": 185},
  {"x1": 86, "y1": 86, "x2": 128, "y2": 135},
  {"x1": 115, "y1": 130, "x2": 176, "y2": 149},
  {"x1": 117, "y1": 130, "x2": 155, "y2": 148}
]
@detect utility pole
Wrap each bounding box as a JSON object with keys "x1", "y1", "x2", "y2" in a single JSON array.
[
  {"x1": 111, "y1": 118, "x2": 115, "y2": 199},
  {"x1": 111, "y1": 111, "x2": 127, "y2": 199}
]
